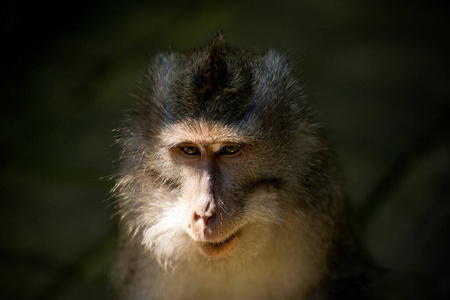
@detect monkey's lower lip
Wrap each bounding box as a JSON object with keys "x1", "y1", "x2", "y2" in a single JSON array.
[{"x1": 197, "y1": 231, "x2": 240, "y2": 259}]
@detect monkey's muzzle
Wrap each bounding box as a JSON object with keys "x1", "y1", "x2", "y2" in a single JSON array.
[{"x1": 196, "y1": 230, "x2": 241, "y2": 259}]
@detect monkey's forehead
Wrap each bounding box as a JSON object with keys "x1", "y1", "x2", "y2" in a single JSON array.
[{"x1": 158, "y1": 119, "x2": 255, "y2": 147}]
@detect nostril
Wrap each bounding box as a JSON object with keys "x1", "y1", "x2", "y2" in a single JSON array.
[
  {"x1": 203, "y1": 211, "x2": 217, "y2": 226},
  {"x1": 193, "y1": 212, "x2": 202, "y2": 222},
  {"x1": 193, "y1": 211, "x2": 217, "y2": 226}
]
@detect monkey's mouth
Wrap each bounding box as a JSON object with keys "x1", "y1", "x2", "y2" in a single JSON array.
[{"x1": 197, "y1": 231, "x2": 241, "y2": 259}]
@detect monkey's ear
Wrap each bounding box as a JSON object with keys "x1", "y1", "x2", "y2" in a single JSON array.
[
  {"x1": 151, "y1": 53, "x2": 177, "y2": 89},
  {"x1": 151, "y1": 53, "x2": 177, "y2": 77},
  {"x1": 263, "y1": 51, "x2": 290, "y2": 78}
]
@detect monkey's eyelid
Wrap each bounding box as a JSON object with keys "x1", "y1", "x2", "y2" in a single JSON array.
[
  {"x1": 219, "y1": 144, "x2": 242, "y2": 156},
  {"x1": 179, "y1": 146, "x2": 201, "y2": 156}
]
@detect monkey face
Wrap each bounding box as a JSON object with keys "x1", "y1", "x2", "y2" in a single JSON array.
[{"x1": 158, "y1": 119, "x2": 278, "y2": 259}]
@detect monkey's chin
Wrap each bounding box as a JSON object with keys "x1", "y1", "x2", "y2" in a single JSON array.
[{"x1": 197, "y1": 231, "x2": 240, "y2": 259}]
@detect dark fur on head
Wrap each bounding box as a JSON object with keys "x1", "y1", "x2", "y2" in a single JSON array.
[{"x1": 133, "y1": 33, "x2": 304, "y2": 134}]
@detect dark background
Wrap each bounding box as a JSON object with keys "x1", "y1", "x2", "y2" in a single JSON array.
[{"x1": 1, "y1": 0, "x2": 449, "y2": 299}]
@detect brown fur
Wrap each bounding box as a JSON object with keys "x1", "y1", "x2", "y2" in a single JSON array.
[{"x1": 112, "y1": 33, "x2": 375, "y2": 300}]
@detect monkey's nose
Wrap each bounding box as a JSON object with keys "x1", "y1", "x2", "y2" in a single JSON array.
[{"x1": 193, "y1": 210, "x2": 217, "y2": 227}]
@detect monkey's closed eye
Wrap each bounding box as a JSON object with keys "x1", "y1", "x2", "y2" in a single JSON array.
[
  {"x1": 180, "y1": 146, "x2": 200, "y2": 156},
  {"x1": 219, "y1": 145, "x2": 241, "y2": 157}
]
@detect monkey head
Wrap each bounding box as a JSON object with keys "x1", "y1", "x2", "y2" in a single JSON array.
[{"x1": 114, "y1": 33, "x2": 332, "y2": 267}]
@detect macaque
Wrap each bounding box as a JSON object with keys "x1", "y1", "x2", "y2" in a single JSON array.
[{"x1": 112, "y1": 33, "x2": 375, "y2": 299}]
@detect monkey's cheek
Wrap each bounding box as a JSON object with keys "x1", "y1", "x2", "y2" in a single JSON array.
[{"x1": 196, "y1": 231, "x2": 240, "y2": 259}]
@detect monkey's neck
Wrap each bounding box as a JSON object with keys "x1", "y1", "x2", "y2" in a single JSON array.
[{"x1": 145, "y1": 226, "x2": 326, "y2": 300}]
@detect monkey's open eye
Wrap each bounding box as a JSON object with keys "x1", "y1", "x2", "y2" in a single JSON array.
[
  {"x1": 180, "y1": 146, "x2": 201, "y2": 156},
  {"x1": 219, "y1": 144, "x2": 241, "y2": 157}
]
